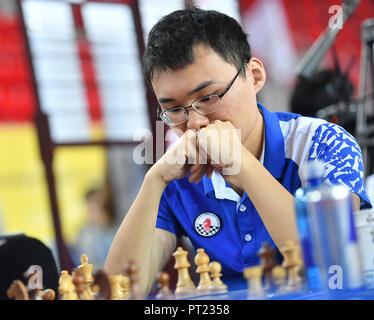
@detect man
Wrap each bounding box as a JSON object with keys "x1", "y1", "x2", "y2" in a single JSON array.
[{"x1": 104, "y1": 7, "x2": 371, "y2": 296}]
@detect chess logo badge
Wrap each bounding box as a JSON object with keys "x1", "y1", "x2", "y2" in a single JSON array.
[{"x1": 194, "y1": 212, "x2": 221, "y2": 237}]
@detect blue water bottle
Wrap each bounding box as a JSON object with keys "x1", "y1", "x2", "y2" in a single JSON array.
[{"x1": 294, "y1": 160, "x2": 325, "y2": 292}]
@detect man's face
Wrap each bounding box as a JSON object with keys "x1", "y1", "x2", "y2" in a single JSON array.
[{"x1": 151, "y1": 45, "x2": 265, "y2": 149}]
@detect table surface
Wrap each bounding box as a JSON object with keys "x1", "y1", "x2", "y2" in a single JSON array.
[{"x1": 183, "y1": 287, "x2": 374, "y2": 300}]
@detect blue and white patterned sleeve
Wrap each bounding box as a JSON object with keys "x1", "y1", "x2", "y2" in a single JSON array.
[{"x1": 308, "y1": 122, "x2": 372, "y2": 209}]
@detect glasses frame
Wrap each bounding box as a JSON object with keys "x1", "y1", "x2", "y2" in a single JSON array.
[{"x1": 158, "y1": 60, "x2": 247, "y2": 126}]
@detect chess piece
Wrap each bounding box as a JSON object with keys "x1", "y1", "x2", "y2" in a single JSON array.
[
  {"x1": 77, "y1": 253, "x2": 94, "y2": 298},
  {"x1": 28, "y1": 289, "x2": 42, "y2": 300},
  {"x1": 258, "y1": 242, "x2": 277, "y2": 289},
  {"x1": 92, "y1": 269, "x2": 111, "y2": 300},
  {"x1": 7, "y1": 280, "x2": 30, "y2": 300},
  {"x1": 155, "y1": 272, "x2": 173, "y2": 300},
  {"x1": 243, "y1": 266, "x2": 264, "y2": 299},
  {"x1": 58, "y1": 270, "x2": 78, "y2": 300},
  {"x1": 28, "y1": 288, "x2": 56, "y2": 300},
  {"x1": 109, "y1": 275, "x2": 123, "y2": 300},
  {"x1": 173, "y1": 246, "x2": 196, "y2": 299},
  {"x1": 37, "y1": 289, "x2": 56, "y2": 300},
  {"x1": 208, "y1": 261, "x2": 227, "y2": 294},
  {"x1": 195, "y1": 248, "x2": 213, "y2": 295},
  {"x1": 124, "y1": 260, "x2": 142, "y2": 300},
  {"x1": 72, "y1": 269, "x2": 90, "y2": 300},
  {"x1": 280, "y1": 240, "x2": 303, "y2": 292},
  {"x1": 271, "y1": 266, "x2": 287, "y2": 295},
  {"x1": 11, "y1": 267, "x2": 56, "y2": 300},
  {"x1": 120, "y1": 275, "x2": 130, "y2": 300}
]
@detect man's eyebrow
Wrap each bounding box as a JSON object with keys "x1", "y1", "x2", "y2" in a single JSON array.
[
  {"x1": 188, "y1": 80, "x2": 217, "y2": 95},
  {"x1": 158, "y1": 97, "x2": 175, "y2": 104},
  {"x1": 158, "y1": 80, "x2": 217, "y2": 104}
]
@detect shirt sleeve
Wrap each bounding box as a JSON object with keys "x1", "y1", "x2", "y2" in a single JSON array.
[
  {"x1": 156, "y1": 189, "x2": 185, "y2": 238},
  {"x1": 308, "y1": 122, "x2": 372, "y2": 209}
]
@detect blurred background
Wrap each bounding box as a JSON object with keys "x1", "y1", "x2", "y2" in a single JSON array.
[{"x1": 0, "y1": 0, "x2": 373, "y2": 275}]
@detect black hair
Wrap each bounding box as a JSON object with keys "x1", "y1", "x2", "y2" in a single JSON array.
[{"x1": 143, "y1": 6, "x2": 251, "y2": 84}]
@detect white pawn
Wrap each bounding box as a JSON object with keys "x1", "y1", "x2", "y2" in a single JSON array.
[
  {"x1": 58, "y1": 271, "x2": 78, "y2": 300},
  {"x1": 272, "y1": 266, "x2": 287, "y2": 295},
  {"x1": 243, "y1": 266, "x2": 264, "y2": 299},
  {"x1": 156, "y1": 272, "x2": 173, "y2": 300},
  {"x1": 208, "y1": 261, "x2": 227, "y2": 294},
  {"x1": 280, "y1": 241, "x2": 303, "y2": 292}
]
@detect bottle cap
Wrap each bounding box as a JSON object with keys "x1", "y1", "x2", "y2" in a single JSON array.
[{"x1": 301, "y1": 159, "x2": 326, "y2": 182}]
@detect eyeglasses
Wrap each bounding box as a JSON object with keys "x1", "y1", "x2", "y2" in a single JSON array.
[{"x1": 158, "y1": 60, "x2": 246, "y2": 126}]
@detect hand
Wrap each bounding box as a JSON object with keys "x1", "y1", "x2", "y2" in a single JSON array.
[
  {"x1": 196, "y1": 120, "x2": 245, "y2": 187},
  {"x1": 187, "y1": 148, "x2": 214, "y2": 184},
  {"x1": 149, "y1": 129, "x2": 198, "y2": 185}
]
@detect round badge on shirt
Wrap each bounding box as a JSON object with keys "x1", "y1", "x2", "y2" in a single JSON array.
[{"x1": 194, "y1": 212, "x2": 221, "y2": 237}]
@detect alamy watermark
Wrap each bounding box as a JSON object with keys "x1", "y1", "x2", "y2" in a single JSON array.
[
  {"x1": 24, "y1": 265, "x2": 43, "y2": 290},
  {"x1": 328, "y1": 265, "x2": 343, "y2": 290},
  {"x1": 329, "y1": 5, "x2": 343, "y2": 30},
  {"x1": 327, "y1": 264, "x2": 363, "y2": 290}
]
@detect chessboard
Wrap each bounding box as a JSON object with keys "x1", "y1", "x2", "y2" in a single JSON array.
[
  {"x1": 180, "y1": 285, "x2": 374, "y2": 300},
  {"x1": 5, "y1": 241, "x2": 374, "y2": 300}
]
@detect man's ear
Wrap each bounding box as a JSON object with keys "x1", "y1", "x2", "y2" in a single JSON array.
[{"x1": 247, "y1": 57, "x2": 266, "y2": 94}]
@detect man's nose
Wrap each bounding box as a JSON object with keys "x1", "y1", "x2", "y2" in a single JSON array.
[{"x1": 186, "y1": 109, "x2": 210, "y2": 131}]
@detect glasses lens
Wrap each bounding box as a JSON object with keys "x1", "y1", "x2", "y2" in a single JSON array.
[
  {"x1": 192, "y1": 95, "x2": 223, "y2": 114},
  {"x1": 161, "y1": 107, "x2": 187, "y2": 125}
]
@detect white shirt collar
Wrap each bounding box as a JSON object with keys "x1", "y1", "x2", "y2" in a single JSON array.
[{"x1": 211, "y1": 137, "x2": 265, "y2": 204}]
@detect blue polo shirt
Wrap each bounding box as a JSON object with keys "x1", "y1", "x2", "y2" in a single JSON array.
[{"x1": 155, "y1": 103, "x2": 372, "y2": 290}]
